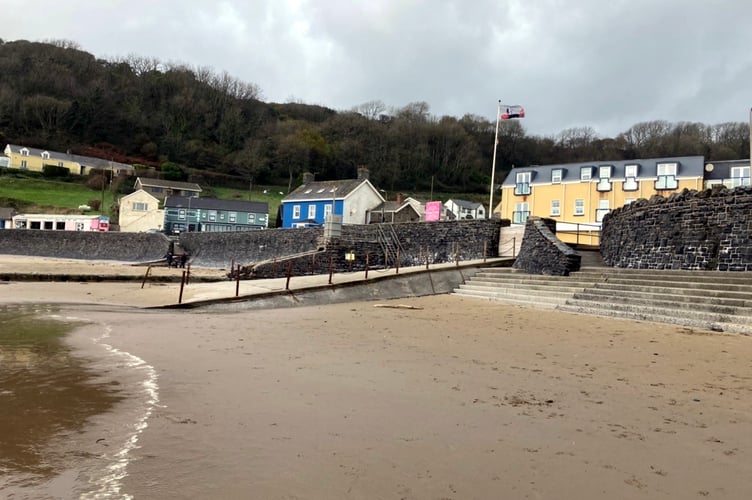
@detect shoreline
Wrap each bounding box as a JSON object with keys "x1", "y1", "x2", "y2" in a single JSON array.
[{"x1": 2, "y1": 256, "x2": 752, "y2": 498}]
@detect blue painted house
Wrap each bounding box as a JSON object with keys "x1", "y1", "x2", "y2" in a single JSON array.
[{"x1": 281, "y1": 168, "x2": 384, "y2": 228}]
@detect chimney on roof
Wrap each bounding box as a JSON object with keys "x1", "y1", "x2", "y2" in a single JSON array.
[
  {"x1": 357, "y1": 166, "x2": 369, "y2": 180},
  {"x1": 396, "y1": 193, "x2": 404, "y2": 205},
  {"x1": 302, "y1": 172, "x2": 314, "y2": 184}
]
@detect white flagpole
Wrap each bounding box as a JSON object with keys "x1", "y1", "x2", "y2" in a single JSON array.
[{"x1": 489, "y1": 100, "x2": 501, "y2": 218}]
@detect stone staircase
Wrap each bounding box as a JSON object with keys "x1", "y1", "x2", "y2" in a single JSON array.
[{"x1": 453, "y1": 266, "x2": 752, "y2": 335}]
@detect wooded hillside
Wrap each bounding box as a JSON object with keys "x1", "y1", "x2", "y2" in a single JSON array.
[{"x1": 1, "y1": 39, "x2": 749, "y2": 193}]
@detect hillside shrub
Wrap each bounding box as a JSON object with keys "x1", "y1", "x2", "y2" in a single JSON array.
[{"x1": 42, "y1": 164, "x2": 71, "y2": 178}]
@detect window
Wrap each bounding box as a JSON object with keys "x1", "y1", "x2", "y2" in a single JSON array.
[
  {"x1": 41, "y1": 151, "x2": 50, "y2": 159},
  {"x1": 574, "y1": 198, "x2": 585, "y2": 216},
  {"x1": 580, "y1": 167, "x2": 593, "y2": 181},
  {"x1": 551, "y1": 169, "x2": 562, "y2": 184},
  {"x1": 324, "y1": 204, "x2": 332, "y2": 218},
  {"x1": 596, "y1": 165, "x2": 612, "y2": 191},
  {"x1": 551, "y1": 199, "x2": 561, "y2": 216},
  {"x1": 152, "y1": 187, "x2": 163, "y2": 193},
  {"x1": 178, "y1": 209, "x2": 186, "y2": 220},
  {"x1": 730, "y1": 166, "x2": 751, "y2": 187},
  {"x1": 21, "y1": 160, "x2": 27, "y2": 169},
  {"x1": 21, "y1": 148, "x2": 29, "y2": 156},
  {"x1": 248, "y1": 214, "x2": 255, "y2": 222},
  {"x1": 132, "y1": 202, "x2": 148, "y2": 211},
  {"x1": 208, "y1": 211, "x2": 217, "y2": 222},
  {"x1": 625, "y1": 198, "x2": 636, "y2": 205},
  {"x1": 220, "y1": 212, "x2": 225, "y2": 220},
  {"x1": 596, "y1": 199, "x2": 610, "y2": 222},
  {"x1": 229, "y1": 212, "x2": 237, "y2": 223},
  {"x1": 655, "y1": 162, "x2": 678, "y2": 190},
  {"x1": 57, "y1": 161, "x2": 63, "y2": 167},
  {"x1": 308, "y1": 205, "x2": 316, "y2": 219},
  {"x1": 623, "y1": 164, "x2": 639, "y2": 191},
  {"x1": 513, "y1": 202, "x2": 529, "y2": 224},
  {"x1": 514, "y1": 172, "x2": 531, "y2": 195},
  {"x1": 293, "y1": 205, "x2": 301, "y2": 219}
]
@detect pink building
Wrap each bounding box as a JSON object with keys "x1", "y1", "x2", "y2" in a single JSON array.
[{"x1": 11, "y1": 214, "x2": 110, "y2": 231}]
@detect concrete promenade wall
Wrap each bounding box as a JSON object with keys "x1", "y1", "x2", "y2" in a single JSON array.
[
  {"x1": 167, "y1": 263, "x2": 489, "y2": 311},
  {"x1": 601, "y1": 186, "x2": 752, "y2": 271},
  {"x1": 0, "y1": 230, "x2": 170, "y2": 262}
]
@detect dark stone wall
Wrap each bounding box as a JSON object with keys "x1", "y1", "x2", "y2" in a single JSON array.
[
  {"x1": 0, "y1": 219, "x2": 503, "y2": 273},
  {"x1": 513, "y1": 217, "x2": 581, "y2": 275},
  {"x1": 0, "y1": 230, "x2": 169, "y2": 261},
  {"x1": 601, "y1": 186, "x2": 752, "y2": 271},
  {"x1": 226, "y1": 219, "x2": 504, "y2": 278},
  {"x1": 178, "y1": 227, "x2": 323, "y2": 268}
]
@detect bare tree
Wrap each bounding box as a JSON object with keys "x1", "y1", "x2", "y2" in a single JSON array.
[{"x1": 352, "y1": 100, "x2": 386, "y2": 120}]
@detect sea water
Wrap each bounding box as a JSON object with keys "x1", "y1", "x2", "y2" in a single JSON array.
[{"x1": 0, "y1": 305, "x2": 159, "y2": 499}]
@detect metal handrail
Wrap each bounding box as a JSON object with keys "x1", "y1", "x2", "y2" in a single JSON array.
[{"x1": 555, "y1": 220, "x2": 601, "y2": 246}]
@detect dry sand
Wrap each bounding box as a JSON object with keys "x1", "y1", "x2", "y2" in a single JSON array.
[{"x1": 2, "y1": 256, "x2": 752, "y2": 499}]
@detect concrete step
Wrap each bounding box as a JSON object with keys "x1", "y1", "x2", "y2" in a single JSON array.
[
  {"x1": 572, "y1": 290, "x2": 752, "y2": 311},
  {"x1": 467, "y1": 278, "x2": 594, "y2": 292},
  {"x1": 591, "y1": 282, "x2": 752, "y2": 298},
  {"x1": 563, "y1": 298, "x2": 752, "y2": 323},
  {"x1": 556, "y1": 303, "x2": 752, "y2": 335},
  {"x1": 453, "y1": 290, "x2": 563, "y2": 308},
  {"x1": 454, "y1": 266, "x2": 752, "y2": 335},
  {"x1": 575, "y1": 268, "x2": 752, "y2": 283},
  {"x1": 456, "y1": 284, "x2": 578, "y2": 303}
]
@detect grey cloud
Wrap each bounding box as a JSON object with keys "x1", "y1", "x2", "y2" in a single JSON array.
[{"x1": 4, "y1": 0, "x2": 752, "y2": 138}]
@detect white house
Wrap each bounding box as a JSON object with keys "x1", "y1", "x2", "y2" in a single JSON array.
[
  {"x1": 119, "y1": 189, "x2": 165, "y2": 232},
  {"x1": 444, "y1": 199, "x2": 486, "y2": 220}
]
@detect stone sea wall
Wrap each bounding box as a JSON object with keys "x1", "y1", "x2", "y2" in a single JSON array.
[
  {"x1": 600, "y1": 186, "x2": 752, "y2": 271},
  {"x1": 0, "y1": 230, "x2": 169, "y2": 262},
  {"x1": 0, "y1": 219, "x2": 504, "y2": 274},
  {"x1": 513, "y1": 217, "x2": 580, "y2": 275}
]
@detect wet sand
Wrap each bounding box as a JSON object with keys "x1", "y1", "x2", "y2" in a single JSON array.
[{"x1": 2, "y1": 256, "x2": 752, "y2": 498}]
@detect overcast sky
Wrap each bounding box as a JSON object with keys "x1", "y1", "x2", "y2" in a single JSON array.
[{"x1": 4, "y1": 0, "x2": 752, "y2": 138}]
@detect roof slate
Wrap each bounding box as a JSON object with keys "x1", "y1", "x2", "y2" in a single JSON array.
[
  {"x1": 0, "y1": 207, "x2": 17, "y2": 219},
  {"x1": 501, "y1": 155, "x2": 706, "y2": 186},
  {"x1": 164, "y1": 196, "x2": 268, "y2": 213},
  {"x1": 6, "y1": 144, "x2": 133, "y2": 171},
  {"x1": 447, "y1": 199, "x2": 483, "y2": 209},
  {"x1": 136, "y1": 177, "x2": 202, "y2": 191},
  {"x1": 282, "y1": 179, "x2": 369, "y2": 201}
]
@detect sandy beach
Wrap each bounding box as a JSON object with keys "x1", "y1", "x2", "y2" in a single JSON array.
[{"x1": 2, "y1": 256, "x2": 752, "y2": 499}]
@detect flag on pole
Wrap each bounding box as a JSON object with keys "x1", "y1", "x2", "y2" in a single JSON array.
[{"x1": 500, "y1": 104, "x2": 525, "y2": 120}]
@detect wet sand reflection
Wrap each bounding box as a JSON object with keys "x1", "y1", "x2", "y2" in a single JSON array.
[{"x1": 0, "y1": 306, "x2": 123, "y2": 483}]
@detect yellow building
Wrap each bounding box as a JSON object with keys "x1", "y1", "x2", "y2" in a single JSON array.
[
  {"x1": 3, "y1": 144, "x2": 133, "y2": 176},
  {"x1": 499, "y1": 156, "x2": 705, "y2": 245}
]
